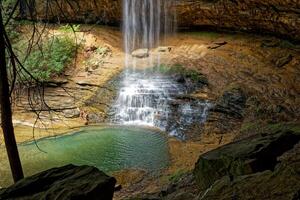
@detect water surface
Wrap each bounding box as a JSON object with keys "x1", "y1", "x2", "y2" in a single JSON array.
[{"x1": 0, "y1": 125, "x2": 169, "y2": 187}]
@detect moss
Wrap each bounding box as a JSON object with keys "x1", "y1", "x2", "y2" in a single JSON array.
[
  {"x1": 241, "y1": 122, "x2": 300, "y2": 136},
  {"x1": 167, "y1": 169, "x2": 188, "y2": 183},
  {"x1": 150, "y1": 64, "x2": 208, "y2": 84}
]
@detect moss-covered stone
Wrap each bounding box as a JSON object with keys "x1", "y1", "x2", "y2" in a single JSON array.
[
  {"x1": 193, "y1": 130, "x2": 300, "y2": 191},
  {"x1": 200, "y1": 163, "x2": 300, "y2": 200},
  {"x1": 150, "y1": 64, "x2": 208, "y2": 85}
]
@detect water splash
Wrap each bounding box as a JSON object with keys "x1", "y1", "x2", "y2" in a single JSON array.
[
  {"x1": 111, "y1": 70, "x2": 185, "y2": 127},
  {"x1": 110, "y1": 70, "x2": 212, "y2": 138}
]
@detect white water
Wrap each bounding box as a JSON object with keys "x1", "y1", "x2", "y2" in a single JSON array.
[
  {"x1": 123, "y1": 0, "x2": 176, "y2": 68},
  {"x1": 111, "y1": 71, "x2": 185, "y2": 128},
  {"x1": 110, "y1": 70, "x2": 212, "y2": 138},
  {"x1": 111, "y1": 0, "x2": 211, "y2": 136},
  {"x1": 123, "y1": 0, "x2": 175, "y2": 54}
]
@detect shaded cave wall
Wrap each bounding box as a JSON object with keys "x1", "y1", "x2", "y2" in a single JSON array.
[{"x1": 27, "y1": 0, "x2": 300, "y2": 41}]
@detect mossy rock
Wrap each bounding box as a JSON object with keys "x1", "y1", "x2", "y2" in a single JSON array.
[
  {"x1": 200, "y1": 163, "x2": 300, "y2": 200},
  {"x1": 194, "y1": 130, "x2": 300, "y2": 191},
  {"x1": 150, "y1": 64, "x2": 208, "y2": 86}
]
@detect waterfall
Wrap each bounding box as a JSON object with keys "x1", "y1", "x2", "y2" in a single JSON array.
[
  {"x1": 123, "y1": 0, "x2": 176, "y2": 67},
  {"x1": 110, "y1": 0, "x2": 211, "y2": 137}
]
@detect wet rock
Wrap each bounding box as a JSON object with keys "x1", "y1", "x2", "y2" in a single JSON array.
[
  {"x1": 76, "y1": 80, "x2": 102, "y2": 87},
  {"x1": 214, "y1": 40, "x2": 227, "y2": 46},
  {"x1": 132, "y1": 49, "x2": 149, "y2": 58},
  {"x1": 208, "y1": 41, "x2": 227, "y2": 49},
  {"x1": 213, "y1": 86, "x2": 246, "y2": 119},
  {"x1": 261, "y1": 39, "x2": 281, "y2": 48},
  {"x1": 0, "y1": 164, "x2": 116, "y2": 200},
  {"x1": 193, "y1": 130, "x2": 300, "y2": 191},
  {"x1": 204, "y1": 86, "x2": 247, "y2": 134},
  {"x1": 45, "y1": 79, "x2": 68, "y2": 87},
  {"x1": 63, "y1": 108, "x2": 80, "y2": 118},
  {"x1": 157, "y1": 46, "x2": 171, "y2": 52}
]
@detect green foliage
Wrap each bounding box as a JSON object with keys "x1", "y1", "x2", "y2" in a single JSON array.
[
  {"x1": 2, "y1": 0, "x2": 20, "y2": 41},
  {"x1": 59, "y1": 24, "x2": 81, "y2": 33},
  {"x1": 96, "y1": 46, "x2": 110, "y2": 57},
  {"x1": 23, "y1": 36, "x2": 77, "y2": 81}
]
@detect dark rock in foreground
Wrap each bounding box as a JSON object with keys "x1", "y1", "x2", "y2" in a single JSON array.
[
  {"x1": 122, "y1": 128, "x2": 300, "y2": 200},
  {"x1": 194, "y1": 130, "x2": 300, "y2": 191},
  {"x1": 0, "y1": 164, "x2": 116, "y2": 200}
]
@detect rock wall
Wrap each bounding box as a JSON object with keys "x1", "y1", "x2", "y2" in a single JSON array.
[{"x1": 28, "y1": 0, "x2": 300, "y2": 41}]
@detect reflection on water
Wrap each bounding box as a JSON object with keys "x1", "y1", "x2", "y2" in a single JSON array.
[{"x1": 0, "y1": 126, "x2": 169, "y2": 187}]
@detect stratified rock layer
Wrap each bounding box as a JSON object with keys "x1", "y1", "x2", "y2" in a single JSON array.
[
  {"x1": 204, "y1": 85, "x2": 247, "y2": 135},
  {"x1": 0, "y1": 164, "x2": 116, "y2": 200},
  {"x1": 28, "y1": 0, "x2": 300, "y2": 41}
]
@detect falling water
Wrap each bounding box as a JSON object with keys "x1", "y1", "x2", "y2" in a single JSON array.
[
  {"x1": 123, "y1": 0, "x2": 176, "y2": 67},
  {"x1": 111, "y1": 0, "x2": 211, "y2": 137}
]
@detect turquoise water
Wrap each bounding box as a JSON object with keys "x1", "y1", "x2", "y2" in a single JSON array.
[{"x1": 0, "y1": 126, "x2": 169, "y2": 187}]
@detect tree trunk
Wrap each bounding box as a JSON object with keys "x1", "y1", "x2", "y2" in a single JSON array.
[{"x1": 0, "y1": 6, "x2": 24, "y2": 182}]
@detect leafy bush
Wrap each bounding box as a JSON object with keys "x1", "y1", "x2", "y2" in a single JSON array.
[
  {"x1": 23, "y1": 36, "x2": 77, "y2": 81},
  {"x1": 2, "y1": 0, "x2": 20, "y2": 41}
]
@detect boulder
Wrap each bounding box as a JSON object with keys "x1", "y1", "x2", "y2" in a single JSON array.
[
  {"x1": 0, "y1": 164, "x2": 116, "y2": 200},
  {"x1": 131, "y1": 49, "x2": 149, "y2": 58},
  {"x1": 199, "y1": 164, "x2": 300, "y2": 200},
  {"x1": 193, "y1": 130, "x2": 300, "y2": 191},
  {"x1": 207, "y1": 41, "x2": 227, "y2": 50},
  {"x1": 157, "y1": 46, "x2": 172, "y2": 52}
]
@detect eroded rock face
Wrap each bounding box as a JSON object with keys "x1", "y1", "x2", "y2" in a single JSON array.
[
  {"x1": 27, "y1": 0, "x2": 300, "y2": 41},
  {"x1": 0, "y1": 164, "x2": 116, "y2": 200},
  {"x1": 203, "y1": 85, "x2": 247, "y2": 135},
  {"x1": 193, "y1": 130, "x2": 300, "y2": 191}
]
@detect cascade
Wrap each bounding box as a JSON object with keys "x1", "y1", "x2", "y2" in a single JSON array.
[{"x1": 111, "y1": 0, "x2": 211, "y2": 136}]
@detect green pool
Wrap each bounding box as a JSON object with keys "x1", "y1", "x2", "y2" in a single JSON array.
[{"x1": 0, "y1": 125, "x2": 169, "y2": 187}]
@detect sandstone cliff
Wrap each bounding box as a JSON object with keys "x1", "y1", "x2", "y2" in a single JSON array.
[{"x1": 27, "y1": 0, "x2": 300, "y2": 41}]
